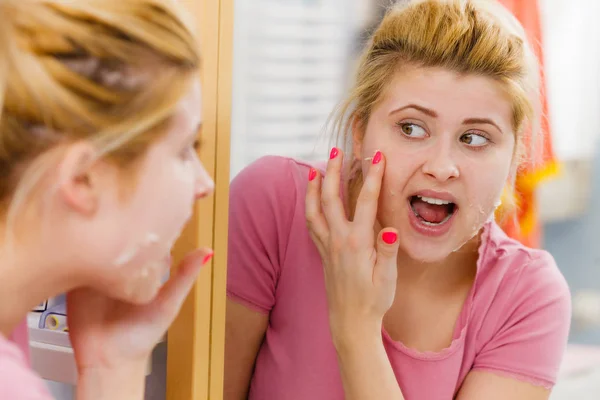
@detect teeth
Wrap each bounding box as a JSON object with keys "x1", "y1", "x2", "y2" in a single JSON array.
[{"x1": 417, "y1": 195, "x2": 452, "y2": 205}]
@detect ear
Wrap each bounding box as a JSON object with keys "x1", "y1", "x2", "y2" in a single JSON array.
[
  {"x1": 351, "y1": 116, "x2": 364, "y2": 161},
  {"x1": 56, "y1": 142, "x2": 100, "y2": 215}
]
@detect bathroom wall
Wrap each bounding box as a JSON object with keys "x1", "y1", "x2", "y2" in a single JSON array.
[{"x1": 543, "y1": 143, "x2": 600, "y2": 344}]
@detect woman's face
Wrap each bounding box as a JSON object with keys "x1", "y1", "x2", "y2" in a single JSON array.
[
  {"x1": 81, "y1": 80, "x2": 214, "y2": 303},
  {"x1": 355, "y1": 66, "x2": 515, "y2": 263}
]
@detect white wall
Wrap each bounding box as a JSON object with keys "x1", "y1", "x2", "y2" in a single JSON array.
[{"x1": 540, "y1": 0, "x2": 600, "y2": 161}]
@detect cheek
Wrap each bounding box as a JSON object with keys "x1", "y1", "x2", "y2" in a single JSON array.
[
  {"x1": 381, "y1": 159, "x2": 411, "y2": 195},
  {"x1": 462, "y1": 160, "x2": 510, "y2": 220},
  {"x1": 172, "y1": 158, "x2": 196, "y2": 187},
  {"x1": 113, "y1": 160, "x2": 197, "y2": 263},
  {"x1": 155, "y1": 159, "x2": 196, "y2": 222},
  {"x1": 122, "y1": 256, "x2": 170, "y2": 303},
  {"x1": 361, "y1": 122, "x2": 390, "y2": 158},
  {"x1": 376, "y1": 160, "x2": 413, "y2": 219}
]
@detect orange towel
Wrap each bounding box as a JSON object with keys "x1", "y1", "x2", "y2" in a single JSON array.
[{"x1": 496, "y1": 0, "x2": 559, "y2": 248}]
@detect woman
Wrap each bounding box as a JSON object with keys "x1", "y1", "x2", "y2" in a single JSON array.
[
  {"x1": 224, "y1": 1, "x2": 571, "y2": 399},
  {"x1": 0, "y1": 0, "x2": 212, "y2": 398}
]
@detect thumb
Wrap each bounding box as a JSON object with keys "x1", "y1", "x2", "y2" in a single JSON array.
[
  {"x1": 374, "y1": 229, "x2": 399, "y2": 286},
  {"x1": 149, "y1": 248, "x2": 214, "y2": 324}
]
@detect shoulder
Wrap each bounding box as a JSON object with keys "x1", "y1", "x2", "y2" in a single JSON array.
[
  {"x1": 476, "y1": 221, "x2": 571, "y2": 326},
  {"x1": 230, "y1": 156, "x2": 324, "y2": 213},
  {"x1": 228, "y1": 156, "x2": 323, "y2": 257},
  {"x1": 479, "y1": 222, "x2": 568, "y2": 291},
  {"x1": 231, "y1": 156, "x2": 318, "y2": 195},
  {"x1": 471, "y1": 224, "x2": 571, "y2": 386},
  {"x1": 226, "y1": 157, "x2": 322, "y2": 309},
  {"x1": 232, "y1": 155, "x2": 319, "y2": 182}
]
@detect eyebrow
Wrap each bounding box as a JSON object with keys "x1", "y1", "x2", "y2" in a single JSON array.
[
  {"x1": 389, "y1": 104, "x2": 438, "y2": 118},
  {"x1": 183, "y1": 122, "x2": 203, "y2": 146},
  {"x1": 462, "y1": 118, "x2": 503, "y2": 134},
  {"x1": 390, "y1": 104, "x2": 503, "y2": 134}
]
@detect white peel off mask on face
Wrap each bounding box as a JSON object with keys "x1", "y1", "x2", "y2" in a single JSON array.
[
  {"x1": 113, "y1": 232, "x2": 162, "y2": 267},
  {"x1": 116, "y1": 204, "x2": 194, "y2": 295},
  {"x1": 124, "y1": 263, "x2": 165, "y2": 302},
  {"x1": 121, "y1": 243, "x2": 172, "y2": 301},
  {"x1": 451, "y1": 193, "x2": 503, "y2": 253}
]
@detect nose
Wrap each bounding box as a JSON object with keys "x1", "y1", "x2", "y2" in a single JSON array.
[
  {"x1": 193, "y1": 158, "x2": 215, "y2": 200},
  {"x1": 421, "y1": 139, "x2": 459, "y2": 182}
]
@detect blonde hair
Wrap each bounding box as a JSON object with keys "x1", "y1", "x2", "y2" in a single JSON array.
[
  {"x1": 0, "y1": 0, "x2": 201, "y2": 226},
  {"x1": 334, "y1": 0, "x2": 541, "y2": 218}
]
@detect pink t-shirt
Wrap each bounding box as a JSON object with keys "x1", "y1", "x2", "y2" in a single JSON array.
[
  {"x1": 0, "y1": 333, "x2": 52, "y2": 399},
  {"x1": 227, "y1": 156, "x2": 572, "y2": 400},
  {"x1": 9, "y1": 319, "x2": 31, "y2": 364}
]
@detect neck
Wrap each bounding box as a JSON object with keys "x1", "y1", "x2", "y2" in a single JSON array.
[
  {"x1": 0, "y1": 235, "x2": 78, "y2": 336},
  {"x1": 395, "y1": 234, "x2": 480, "y2": 292}
]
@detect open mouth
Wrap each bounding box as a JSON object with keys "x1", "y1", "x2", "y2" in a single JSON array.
[{"x1": 409, "y1": 195, "x2": 457, "y2": 226}]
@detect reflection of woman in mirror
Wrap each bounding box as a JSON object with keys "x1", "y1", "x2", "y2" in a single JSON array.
[
  {"x1": 225, "y1": 0, "x2": 571, "y2": 399},
  {"x1": 0, "y1": 0, "x2": 213, "y2": 397}
]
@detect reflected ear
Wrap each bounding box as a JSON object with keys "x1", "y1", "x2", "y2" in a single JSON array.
[
  {"x1": 56, "y1": 142, "x2": 99, "y2": 215},
  {"x1": 351, "y1": 116, "x2": 364, "y2": 161}
]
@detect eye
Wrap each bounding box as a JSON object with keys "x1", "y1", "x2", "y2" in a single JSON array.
[
  {"x1": 460, "y1": 133, "x2": 489, "y2": 147},
  {"x1": 180, "y1": 140, "x2": 201, "y2": 159},
  {"x1": 398, "y1": 123, "x2": 427, "y2": 138}
]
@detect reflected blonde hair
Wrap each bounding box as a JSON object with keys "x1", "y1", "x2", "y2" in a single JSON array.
[
  {"x1": 333, "y1": 0, "x2": 541, "y2": 218},
  {"x1": 0, "y1": 0, "x2": 201, "y2": 225}
]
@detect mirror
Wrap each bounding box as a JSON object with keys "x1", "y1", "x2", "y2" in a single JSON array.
[{"x1": 224, "y1": 0, "x2": 600, "y2": 399}]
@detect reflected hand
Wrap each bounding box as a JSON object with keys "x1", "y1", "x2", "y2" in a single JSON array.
[{"x1": 305, "y1": 148, "x2": 399, "y2": 346}]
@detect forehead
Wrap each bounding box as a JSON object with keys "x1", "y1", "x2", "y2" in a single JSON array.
[
  {"x1": 181, "y1": 80, "x2": 202, "y2": 120},
  {"x1": 378, "y1": 66, "x2": 513, "y2": 124},
  {"x1": 166, "y1": 80, "x2": 202, "y2": 139}
]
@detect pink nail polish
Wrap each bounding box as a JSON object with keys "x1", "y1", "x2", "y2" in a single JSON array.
[
  {"x1": 330, "y1": 147, "x2": 339, "y2": 159},
  {"x1": 202, "y1": 252, "x2": 214, "y2": 265},
  {"x1": 308, "y1": 168, "x2": 317, "y2": 181},
  {"x1": 382, "y1": 232, "x2": 397, "y2": 244},
  {"x1": 372, "y1": 151, "x2": 382, "y2": 165}
]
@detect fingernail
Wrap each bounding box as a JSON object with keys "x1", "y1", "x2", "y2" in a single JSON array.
[
  {"x1": 372, "y1": 151, "x2": 382, "y2": 165},
  {"x1": 382, "y1": 231, "x2": 397, "y2": 244},
  {"x1": 202, "y1": 251, "x2": 214, "y2": 265},
  {"x1": 308, "y1": 168, "x2": 317, "y2": 181},
  {"x1": 330, "y1": 147, "x2": 339, "y2": 159}
]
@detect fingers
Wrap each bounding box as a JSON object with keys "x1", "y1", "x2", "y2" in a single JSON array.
[
  {"x1": 373, "y1": 229, "x2": 399, "y2": 289},
  {"x1": 305, "y1": 167, "x2": 328, "y2": 247},
  {"x1": 150, "y1": 248, "x2": 213, "y2": 323},
  {"x1": 353, "y1": 150, "x2": 385, "y2": 231},
  {"x1": 321, "y1": 147, "x2": 348, "y2": 233}
]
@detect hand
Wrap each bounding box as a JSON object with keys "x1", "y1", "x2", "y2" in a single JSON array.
[
  {"x1": 305, "y1": 148, "x2": 400, "y2": 347},
  {"x1": 66, "y1": 248, "x2": 212, "y2": 373}
]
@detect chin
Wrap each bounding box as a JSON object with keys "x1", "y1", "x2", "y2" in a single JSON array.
[
  {"x1": 103, "y1": 254, "x2": 171, "y2": 304},
  {"x1": 398, "y1": 221, "x2": 484, "y2": 264},
  {"x1": 99, "y1": 277, "x2": 162, "y2": 305},
  {"x1": 122, "y1": 286, "x2": 161, "y2": 305},
  {"x1": 399, "y1": 240, "x2": 455, "y2": 264},
  {"x1": 125, "y1": 290, "x2": 159, "y2": 305}
]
